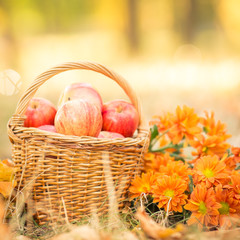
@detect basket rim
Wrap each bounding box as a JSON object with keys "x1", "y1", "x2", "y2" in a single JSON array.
[{"x1": 9, "y1": 124, "x2": 149, "y2": 146}]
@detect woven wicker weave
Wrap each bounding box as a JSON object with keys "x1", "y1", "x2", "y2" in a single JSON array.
[{"x1": 7, "y1": 62, "x2": 149, "y2": 225}]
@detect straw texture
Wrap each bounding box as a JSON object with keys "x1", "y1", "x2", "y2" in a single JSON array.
[{"x1": 7, "y1": 62, "x2": 149, "y2": 225}]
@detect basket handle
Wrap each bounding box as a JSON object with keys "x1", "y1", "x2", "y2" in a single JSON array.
[{"x1": 14, "y1": 61, "x2": 143, "y2": 127}]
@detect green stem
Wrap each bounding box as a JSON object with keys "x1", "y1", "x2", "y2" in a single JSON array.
[
  {"x1": 171, "y1": 152, "x2": 194, "y2": 163},
  {"x1": 149, "y1": 128, "x2": 170, "y2": 150},
  {"x1": 150, "y1": 142, "x2": 184, "y2": 153},
  {"x1": 149, "y1": 124, "x2": 179, "y2": 151}
]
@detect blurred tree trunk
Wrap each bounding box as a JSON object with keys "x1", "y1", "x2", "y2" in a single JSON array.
[
  {"x1": 185, "y1": 0, "x2": 196, "y2": 42},
  {"x1": 0, "y1": 0, "x2": 19, "y2": 70},
  {"x1": 173, "y1": 0, "x2": 197, "y2": 43},
  {"x1": 127, "y1": 0, "x2": 139, "y2": 53},
  {"x1": 173, "y1": 0, "x2": 217, "y2": 43}
]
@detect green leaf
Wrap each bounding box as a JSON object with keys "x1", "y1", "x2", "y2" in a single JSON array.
[
  {"x1": 170, "y1": 153, "x2": 185, "y2": 163},
  {"x1": 150, "y1": 124, "x2": 159, "y2": 142},
  {"x1": 235, "y1": 165, "x2": 240, "y2": 170},
  {"x1": 203, "y1": 126, "x2": 208, "y2": 134},
  {"x1": 227, "y1": 148, "x2": 232, "y2": 157}
]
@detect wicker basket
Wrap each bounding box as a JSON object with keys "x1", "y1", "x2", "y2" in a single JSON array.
[{"x1": 7, "y1": 62, "x2": 149, "y2": 225}]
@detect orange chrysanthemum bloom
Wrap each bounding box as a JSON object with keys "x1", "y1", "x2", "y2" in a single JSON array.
[
  {"x1": 222, "y1": 147, "x2": 240, "y2": 171},
  {"x1": 158, "y1": 135, "x2": 171, "y2": 148},
  {"x1": 231, "y1": 146, "x2": 240, "y2": 167},
  {"x1": 144, "y1": 152, "x2": 175, "y2": 172},
  {"x1": 193, "y1": 155, "x2": 229, "y2": 188},
  {"x1": 215, "y1": 184, "x2": 240, "y2": 229},
  {"x1": 150, "y1": 112, "x2": 174, "y2": 133},
  {"x1": 200, "y1": 111, "x2": 231, "y2": 140},
  {"x1": 230, "y1": 174, "x2": 240, "y2": 212},
  {"x1": 223, "y1": 156, "x2": 238, "y2": 171},
  {"x1": 190, "y1": 134, "x2": 230, "y2": 163},
  {"x1": 129, "y1": 171, "x2": 157, "y2": 199},
  {"x1": 144, "y1": 152, "x2": 157, "y2": 172},
  {"x1": 232, "y1": 146, "x2": 240, "y2": 160},
  {"x1": 184, "y1": 184, "x2": 221, "y2": 228},
  {"x1": 167, "y1": 105, "x2": 201, "y2": 145},
  {"x1": 150, "y1": 153, "x2": 175, "y2": 172},
  {"x1": 157, "y1": 160, "x2": 192, "y2": 183},
  {"x1": 152, "y1": 175, "x2": 188, "y2": 213}
]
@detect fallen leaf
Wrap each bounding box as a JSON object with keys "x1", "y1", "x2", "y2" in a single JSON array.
[
  {"x1": 0, "y1": 199, "x2": 12, "y2": 240},
  {"x1": 2, "y1": 159, "x2": 14, "y2": 168},
  {"x1": 202, "y1": 228, "x2": 240, "y2": 239},
  {"x1": 0, "y1": 224, "x2": 12, "y2": 240},
  {"x1": 15, "y1": 235, "x2": 31, "y2": 240},
  {"x1": 0, "y1": 160, "x2": 16, "y2": 182},
  {"x1": 51, "y1": 225, "x2": 107, "y2": 240},
  {"x1": 0, "y1": 182, "x2": 15, "y2": 198},
  {"x1": 120, "y1": 231, "x2": 139, "y2": 240},
  {"x1": 135, "y1": 207, "x2": 164, "y2": 239},
  {"x1": 135, "y1": 207, "x2": 186, "y2": 240}
]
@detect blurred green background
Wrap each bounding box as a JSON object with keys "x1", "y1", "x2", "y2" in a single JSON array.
[{"x1": 1, "y1": 0, "x2": 240, "y2": 158}]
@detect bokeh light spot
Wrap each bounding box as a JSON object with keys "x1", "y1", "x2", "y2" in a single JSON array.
[{"x1": 0, "y1": 69, "x2": 22, "y2": 96}]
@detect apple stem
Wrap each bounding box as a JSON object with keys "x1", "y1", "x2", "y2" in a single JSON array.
[{"x1": 116, "y1": 106, "x2": 123, "y2": 113}]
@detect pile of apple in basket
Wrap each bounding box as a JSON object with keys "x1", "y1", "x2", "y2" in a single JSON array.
[{"x1": 24, "y1": 83, "x2": 139, "y2": 138}]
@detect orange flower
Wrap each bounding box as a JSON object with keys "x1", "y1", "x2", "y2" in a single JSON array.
[
  {"x1": 150, "y1": 112, "x2": 174, "y2": 133},
  {"x1": 152, "y1": 175, "x2": 188, "y2": 213},
  {"x1": 222, "y1": 147, "x2": 240, "y2": 171},
  {"x1": 193, "y1": 155, "x2": 229, "y2": 188},
  {"x1": 223, "y1": 156, "x2": 238, "y2": 171},
  {"x1": 157, "y1": 160, "x2": 192, "y2": 183},
  {"x1": 231, "y1": 146, "x2": 240, "y2": 161},
  {"x1": 200, "y1": 111, "x2": 231, "y2": 140},
  {"x1": 230, "y1": 174, "x2": 240, "y2": 211},
  {"x1": 230, "y1": 147, "x2": 240, "y2": 169},
  {"x1": 190, "y1": 134, "x2": 230, "y2": 163},
  {"x1": 215, "y1": 184, "x2": 240, "y2": 229},
  {"x1": 184, "y1": 184, "x2": 221, "y2": 228},
  {"x1": 144, "y1": 152, "x2": 157, "y2": 172},
  {"x1": 129, "y1": 172, "x2": 157, "y2": 199},
  {"x1": 167, "y1": 105, "x2": 201, "y2": 145},
  {"x1": 150, "y1": 153, "x2": 175, "y2": 172},
  {"x1": 158, "y1": 135, "x2": 171, "y2": 148}
]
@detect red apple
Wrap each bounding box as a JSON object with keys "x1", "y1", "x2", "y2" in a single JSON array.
[
  {"x1": 102, "y1": 100, "x2": 139, "y2": 137},
  {"x1": 24, "y1": 97, "x2": 57, "y2": 127},
  {"x1": 55, "y1": 99, "x2": 102, "y2": 137},
  {"x1": 58, "y1": 82, "x2": 103, "y2": 110},
  {"x1": 98, "y1": 131, "x2": 124, "y2": 139},
  {"x1": 38, "y1": 125, "x2": 57, "y2": 133}
]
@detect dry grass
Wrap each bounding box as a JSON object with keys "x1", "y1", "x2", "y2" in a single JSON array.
[{"x1": 0, "y1": 153, "x2": 238, "y2": 240}]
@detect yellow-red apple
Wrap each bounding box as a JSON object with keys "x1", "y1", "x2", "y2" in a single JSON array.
[
  {"x1": 55, "y1": 99, "x2": 102, "y2": 137},
  {"x1": 38, "y1": 125, "x2": 57, "y2": 132},
  {"x1": 24, "y1": 97, "x2": 57, "y2": 127},
  {"x1": 102, "y1": 100, "x2": 139, "y2": 137},
  {"x1": 98, "y1": 131, "x2": 124, "y2": 139},
  {"x1": 58, "y1": 83, "x2": 103, "y2": 110}
]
